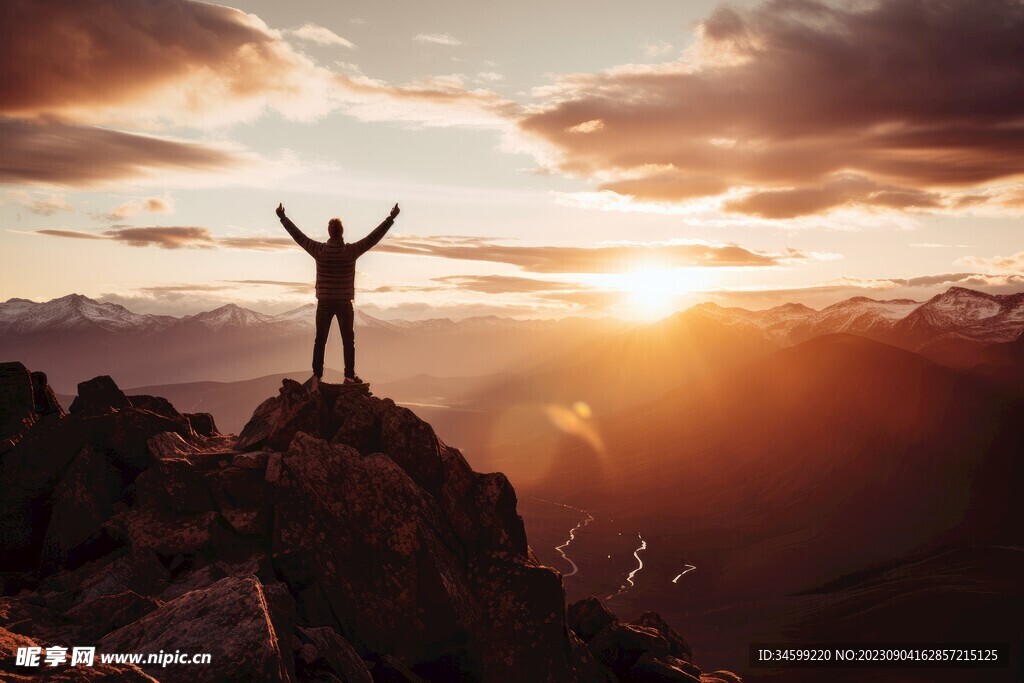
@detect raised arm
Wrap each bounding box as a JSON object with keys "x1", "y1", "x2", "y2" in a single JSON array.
[
  {"x1": 276, "y1": 203, "x2": 320, "y2": 257},
  {"x1": 353, "y1": 203, "x2": 400, "y2": 257}
]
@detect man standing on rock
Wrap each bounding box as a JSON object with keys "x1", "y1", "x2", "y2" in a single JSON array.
[{"x1": 276, "y1": 202, "x2": 400, "y2": 387}]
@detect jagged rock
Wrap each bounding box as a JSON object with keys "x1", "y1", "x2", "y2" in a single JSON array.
[
  {"x1": 371, "y1": 654, "x2": 429, "y2": 683},
  {"x1": 134, "y1": 459, "x2": 216, "y2": 514},
  {"x1": 0, "y1": 374, "x2": 736, "y2": 683},
  {"x1": 236, "y1": 378, "x2": 329, "y2": 451},
  {"x1": 70, "y1": 375, "x2": 131, "y2": 415},
  {"x1": 700, "y1": 672, "x2": 743, "y2": 683},
  {"x1": 185, "y1": 411, "x2": 219, "y2": 436},
  {"x1": 588, "y1": 622, "x2": 671, "y2": 676},
  {"x1": 0, "y1": 406, "x2": 190, "y2": 571},
  {"x1": 147, "y1": 430, "x2": 195, "y2": 459},
  {"x1": 40, "y1": 445, "x2": 124, "y2": 573},
  {"x1": 0, "y1": 624, "x2": 156, "y2": 681},
  {"x1": 99, "y1": 575, "x2": 290, "y2": 682},
  {"x1": 296, "y1": 625, "x2": 373, "y2": 683},
  {"x1": 62, "y1": 590, "x2": 162, "y2": 643},
  {"x1": 330, "y1": 391, "x2": 383, "y2": 454},
  {"x1": 378, "y1": 401, "x2": 445, "y2": 493},
  {"x1": 29, "y1": 370, "x2": 62, "y2": 416},
  {"x1": 103, "y1": 509, "x2": 219, "y2": 556},
  {"x1": 128, "y1": 394, "x2": 181, "y2": 419},
  {"x1": 159, "y1": 563, "x2": 228, "y2": 601},
  {"x1": 569, "y1": 630, "x2": 619, "y2": 683},
  {"x1": 629, "y1": 653, "x2": 702, "y2": 683},
  {"x1": 630, "y1": 611, "x2": 693, "y2": 662},
  {"x1": 569, "y1": 596, "x2": 619, "y2": 642},
  {"x1": 233, "y1": 450, "x2": 270, "y2": 469},
  {"x1": 272, "y1": 433, "x2": 481, "y2": 676},
  {"x1": 0, "y1": 362, "x2": 62, "y2": 455}
]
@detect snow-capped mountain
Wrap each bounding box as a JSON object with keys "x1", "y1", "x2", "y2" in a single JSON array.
[
  {"x1": 0, "y1": 294, "x2": 176, "y2": 335},
  {"x1": 893, "y1": 287, "x2": 1024, "y2": 344}
]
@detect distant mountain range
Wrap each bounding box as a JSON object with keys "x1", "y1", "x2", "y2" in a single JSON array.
[
  {"x1": 0, "y1": 293, "x2": 569, "y2": 337},
  {"x1": 0, "y1": 294, "x2": 619, "y2": 391},
  {"x1": 691, "y1": 286, "x2": 1024, "y2": 348}
]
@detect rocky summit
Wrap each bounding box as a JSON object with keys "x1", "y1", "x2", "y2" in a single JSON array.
[{"x1": 0, "y1": 367, "x2": 740, "y2": 683}]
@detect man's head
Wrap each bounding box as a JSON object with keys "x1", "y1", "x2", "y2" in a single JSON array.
[{"x1": 328, "y1": 218, "x2": 343, "y2": 240}]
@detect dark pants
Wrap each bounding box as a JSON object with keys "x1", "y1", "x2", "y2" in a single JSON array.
[{"x1": 312, "y1": 299, "x2": 355, "y2": 378}]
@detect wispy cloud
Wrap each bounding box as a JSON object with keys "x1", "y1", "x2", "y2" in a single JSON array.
[
  {"x1": 377, "y1": 235, "x2": 831, "y2": 272},
  {"x1": 287, "y1": 23, "x2": 356, "y2": 48},
  {"x1": 414, "y1": 33, "x2": 462, "y2": 46},
  {"x1": 956, "y1": 251, "x2": 1024, "y2": 274}
]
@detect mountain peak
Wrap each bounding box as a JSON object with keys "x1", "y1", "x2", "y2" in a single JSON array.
[{"x1": 0, "y1": 370, "x2": 739, "y2": 683}]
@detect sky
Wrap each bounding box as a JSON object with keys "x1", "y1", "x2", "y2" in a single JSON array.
[{"x1": 1, "y1": 0, "x2": 1023, "y2": 320}]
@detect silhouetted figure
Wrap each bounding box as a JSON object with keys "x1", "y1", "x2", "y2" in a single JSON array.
[{"x1": 276, "y1": 202, "x2": 400, "y2": 385}]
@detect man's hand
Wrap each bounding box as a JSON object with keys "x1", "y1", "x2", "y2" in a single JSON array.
[
  {"x1": 389, "y1": 203, "x2": 400, "y2": 219},
  {"x1": 276, "y1": 203, "x2": 286, "y2": 219}
]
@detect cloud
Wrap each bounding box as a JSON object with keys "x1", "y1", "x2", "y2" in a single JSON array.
[
  {"x1": 956, "y1": 251, "x2": 1024, "y2": 274},
  {"x1": 910, "y1": 243, "x2": 979, "y2": 249},
  {"x1": 0, "y1": 0, "x2": 337, "y2": 127},
  {"x1": 98, "y1": 196, "x2": 175, "y2": 221},
  {"x1": 431, "y1": 275, "x2": 586, "y2": 294},
  {"x1": 642, "y1": 40, "x2": 674, "y2": 58},
  {"x1": 287, "y1": 23, "x2": 356, "y2": 48},
  {"x1": 103, "y1": 227, "x2": 217, "y2": 249},
  {"x1": 520, "y1": 0, "x2": 1024, "y2": 218},
  {"x1": 139, "y1": 284, "x2": 235, "y2": 293},
  {"x1": 414, "y1": 33, "x2": 463, "y2": 46},
  {"x1": 3, "y1": 192, "x2": 74, "y2": 216},
  {"x1": 0, "y1": 118, "x2": 242, "y2": 187},
  {"x1": 25, "y1": 225, "x2": 294, "y2": 250},
  {"x1": 216, "y1": 236, "x2": 296, "y2": 251},
  {"x1": 33, "y1": 229, "x2": 106, "y2": 241},
  {"x1": 223, "y1": 279, "x2": 314, "y2": 294},
  {"x1": 377, "y1": 235, "x2": 825, "y2": 272}
]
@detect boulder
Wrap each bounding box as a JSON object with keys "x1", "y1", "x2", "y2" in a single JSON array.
[
  {"x1": 630, "y1": 611, "x2": 693, "y2": 661},
  {"x1": 588, "y1": 623, "x2": 671, "y2": 675},
  {"x1": 629, "y1": 653, "x2": 702, "y2": 683},
  {"x1": 185, "y1": 412, "x2": 218, "y2": 437},
  {"x1": 29, "y1": 371, "x2": 62, "y2": 415},
  {"x1": 569, "y1": 596, "x2": 619, "y2": 642},
  {"x1": 296, "y1": 625, "x2": 373, "y2": 683},
  {"x1": 40, "y1": 445, "x2": 124, "y2": 573},
  {"x1": 236, "y1": 379, "x2": 328, "y2": 451},
  {"x1": 70, "y1": 375, "x2": 131, "y2": 415},
  {"x1": 272, "y1": 433, "x2": 480, "y2": 676},
  {"x1": 99, "y1": 575, "x2": 290, "y2": 683},
  {"x1": 0, "y1": 624, "x2": 156, "y2": 682}
]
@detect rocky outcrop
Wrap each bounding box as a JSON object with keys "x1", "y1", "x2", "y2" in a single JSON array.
[
  {"x1": 0, "y1": 361, "x2": 63, "y2": 454},
  {"x1": 70, "y1": 375, "x2": 132, "y2": 415},
  {"x1": 0, "y1": 371, "x2": 739, "y2": 683}
]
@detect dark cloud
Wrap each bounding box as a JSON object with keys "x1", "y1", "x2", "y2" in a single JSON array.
[
  {"x1": 103, "y1": 227, "x2": 216, "y2": 249},
  {"x1": 28, "y1": 226, "x2": 293, "y2": 251},
  {"x1": 521, "y1": 0, "x2": 1024, "y2": 217},
  {"x1": 0, "y1": 118, "x2": 239, "y2": 186},
  {"x1": 0, "y1": 0, "x2": 288, "y2": 118},
  {"x1": 378, "y1": 236, "x2": 809, "y2": 272}
]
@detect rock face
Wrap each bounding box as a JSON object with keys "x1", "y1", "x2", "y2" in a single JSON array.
[
  {"x1": 0, "y1": 361, "x2": 63, "y2": 454},
  {"x1": 0, "y1": 371, "x2": 740, "y2": 683}
]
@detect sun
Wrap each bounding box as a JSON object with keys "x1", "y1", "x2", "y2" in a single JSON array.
[{"x1": 621, "y1": 268, "x2": 700, "y2": 320}]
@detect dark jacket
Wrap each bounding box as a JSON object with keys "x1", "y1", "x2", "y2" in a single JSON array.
[{"x1": 280, "y1": 215, "x2": 394, "y2": 300}]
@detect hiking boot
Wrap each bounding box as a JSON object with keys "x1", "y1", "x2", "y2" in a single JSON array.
[{"x1": 344, "y1": 375, "x2": 363, "y2": 385}]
